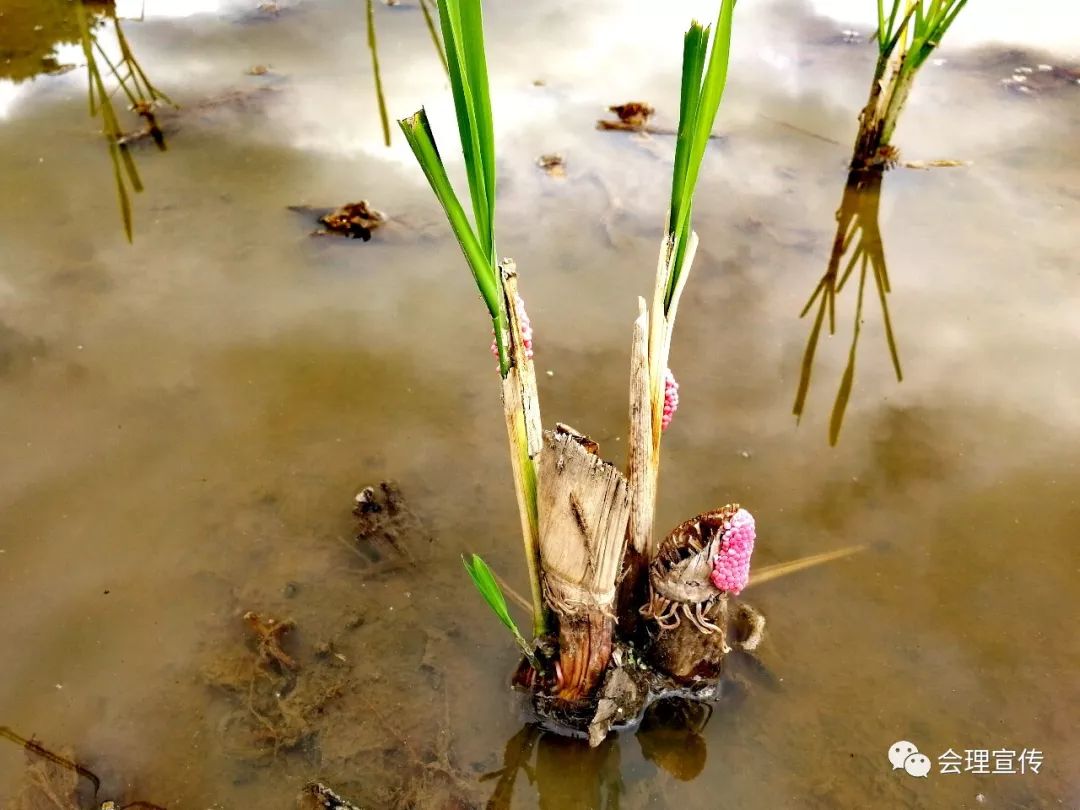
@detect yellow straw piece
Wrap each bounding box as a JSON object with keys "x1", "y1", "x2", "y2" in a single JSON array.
[{"x1": 745, "y1": 544, "x2": 867, "y2": 589}]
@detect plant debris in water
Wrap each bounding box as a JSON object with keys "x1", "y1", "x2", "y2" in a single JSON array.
[
  {"x1": 0, "y1": 726, "x2": 165, "y2": 810},
  {"x1": 597, "y1": 101, "x2": 656, "y2": 130},
  {"x1": 199, "y1": 483, "x2": 481, "y2": 808},
  {"x1": 1000, "y1": 62, "x2": 1080, "y2": 95},
  {"x1": 298, "y1": 782, "x2": 364, "y2": 810},
  {"x1": 535, "y1": 153, "x2": 566, "y2": 177},
  {"x1": 316, "y1": 201, "x2": 388, "y2": 240}
]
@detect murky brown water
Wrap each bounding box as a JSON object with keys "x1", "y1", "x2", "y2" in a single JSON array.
[{"x1": 2, "y1": 0, "x2": 1079, "y2": 807}]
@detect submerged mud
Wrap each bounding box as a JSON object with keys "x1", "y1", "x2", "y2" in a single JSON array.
[{"x1": 197, "y1": 482, "x2": 483, "y2": 809}]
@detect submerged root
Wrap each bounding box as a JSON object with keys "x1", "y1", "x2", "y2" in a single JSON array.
[
  {"x1": 1, "y1": 727, "x2": 165, "y2": 810},
  {"x1": 206, "y1": 613, "x2": 351, "y2": 762}
]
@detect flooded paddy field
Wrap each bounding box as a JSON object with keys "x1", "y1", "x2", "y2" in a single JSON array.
[{"x1": 1, "y1": 0, "x2": 1078, "y2": 807}]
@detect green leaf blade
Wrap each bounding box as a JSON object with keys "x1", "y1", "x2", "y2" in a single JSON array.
[
  {"x1": 458, "y1": 0, "x2": 496, "y2": 261},
  {"x1": 664, "y1": 1, "x2": 736, "y2": 311},
  {"x1": 669, "y1": 22, "x2": 708, "y2": 251},
  {"x1": 436, "y1": 0, "x2": 492, "y2": 263},
  {"x1": 462, "y1": 554, "x2": 516, "y2": 633},
  {"x1": 398, "y1": 109, "x2": 499, "y2": 320}
]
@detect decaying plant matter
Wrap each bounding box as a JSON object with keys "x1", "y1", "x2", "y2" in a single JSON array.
[
  {"x1": 597, "y1": 101, "x2": 655, "y2": 131},
  {"x1": 0, "y1": 725, "x2": 166, "y2": 810},
  {"x1": 317, "y1": 201, "x2": 388, "y2": 240}
]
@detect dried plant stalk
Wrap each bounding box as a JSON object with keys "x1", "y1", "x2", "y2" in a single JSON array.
[
  {"x1": 499, "y1": 261, "x2": 547, "y2": 636},
  {"x1": 626, "y1": 297, "x2": 652, "y2": 558},
  {"x1": 537, "y1": 427, "x2": 631, "y2": 700}
]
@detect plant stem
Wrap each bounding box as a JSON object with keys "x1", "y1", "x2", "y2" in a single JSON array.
[
  {"x1": 419, "y1": 0, "x2": 450, "y2": 76},
  {"x1": 366, "y1": 0, "x2": 392, "y2": 147},
  {"x1": 499, "y1": 262, "x2": 548, "y2": 637}
]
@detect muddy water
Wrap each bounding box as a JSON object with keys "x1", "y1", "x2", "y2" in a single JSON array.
[{"x1": 2, "y1": 0, "x2": 1079, "y2": 807}]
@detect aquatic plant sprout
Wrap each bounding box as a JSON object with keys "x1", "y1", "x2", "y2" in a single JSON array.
[
  {"x1": 634, "y1": 2, "x2": 735, "y2": 561},
  {"x1": 398, "y1": 0, "x2": 505, "y2": 371},
  {"x1": 665, "y1": 1, "x2": 735, "y2": 310},
  {"x1": 855, "y1": 0, "x2": 969, "y2": 166},
  {"x1": 399, "y1": 0, "x2": 544, "y2": 640},
  {"x1": 399, "y1": 0, "x2": 745, "y2": 699},
  {"x1": 461, "y1": 554, "x2": 537, "y2": 666}
]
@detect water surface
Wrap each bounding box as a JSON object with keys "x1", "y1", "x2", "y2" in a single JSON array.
[{"x1": 1, "y1": 0, "x2": 1078, "y2": 807}]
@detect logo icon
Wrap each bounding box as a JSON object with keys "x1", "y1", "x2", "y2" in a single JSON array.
[{"x1": 889, "y1": 741, "x2": 930, "y2": 778}]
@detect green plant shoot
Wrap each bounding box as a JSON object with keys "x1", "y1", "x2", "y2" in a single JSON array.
[
  {"x1": 399, "y1": 0, "x2": 547, "y2": 644},
  {"x1": 664, "y1": 0, "x2": 735, "y2": 311},
  {"x1": 398, "y1": 0, "x2": 507, "y2": 374},
  {"x1": 462, "y1": 554, "x2": 537, "y2": 665}
]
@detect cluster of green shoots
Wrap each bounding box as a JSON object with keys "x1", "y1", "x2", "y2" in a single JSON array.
[
  {"x1": 859, "y1": 0, "x2": 969, "y2": 159},
  {"x1": 664, "y1": 3, "x2": 734, "y2": 313}
]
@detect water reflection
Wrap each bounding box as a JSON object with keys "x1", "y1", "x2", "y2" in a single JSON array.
[
  {"x1": 485, "y1": 697, "x2": 728, "y2": 808},
  {"x1": 366, "y1": 0, "x2": 448, "y2": 146},
  {"x1": 794, "y1": 165, "x2": 902, "y2": 444},
  {"x1": 484, "y1": 725, "x2": 625, "y2": 809},
  {"x1": 75, "y1": 1, "x2": 173, "y2": 241},
  {"x1": 0, "y1": 0, "x2": 171, "y2": 239}
]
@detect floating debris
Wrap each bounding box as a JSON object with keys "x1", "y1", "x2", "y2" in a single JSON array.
[
  {"x1": 903, "y1": 159, "x2": 971, "y2": 169},
  {"x1": 315, "y1": 201, "x2": 388, "y2": 240},
  {"x1": 597, "y1": 100, "x2": 655, "y2": 131},
  {"x1": 597, "y1": 100, "x2": 722, "y2": 140},
  {"x1": 536, "y1": 153, "x2": 565, "y2": 177},
  {"x1": 245, "y1": 64, "x2": 271, "y2": 75},
  {"x1": 1001, "y1": 63, "x2": 1080, "y2": 96}
]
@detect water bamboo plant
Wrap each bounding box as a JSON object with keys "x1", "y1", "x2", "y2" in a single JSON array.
[
  {"x1": 397, "y1": 0, "x2": 861, "y2": 742},
  {"x1": 851, "y1": 0, "x2": 968, "y2": 170},
  {"x1": 397, "y1": 0, "x2": 750, "y2": 726},
  {"x1": 795, "y1": 0, "x2": 968, "y2": 443}
]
